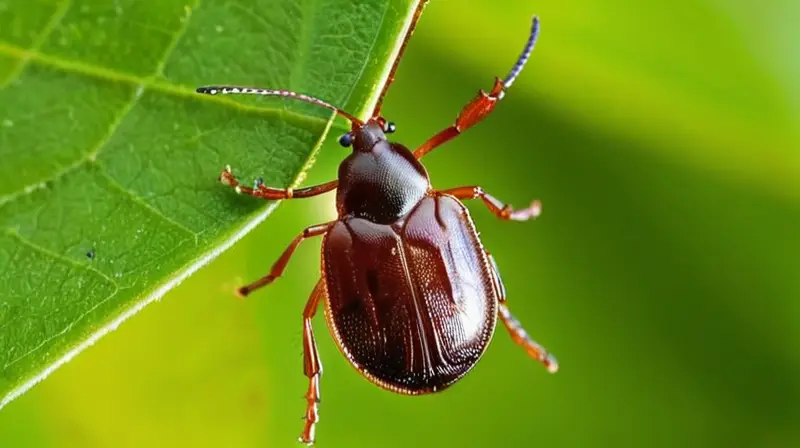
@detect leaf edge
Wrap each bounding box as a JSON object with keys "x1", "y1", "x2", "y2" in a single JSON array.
[{"x1": 0, "y1": 0, "x2": 424, "y2": 411}]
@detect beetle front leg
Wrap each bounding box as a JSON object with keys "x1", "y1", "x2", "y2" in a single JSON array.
[
  {"x1": 218, "y1": 165, "x2": 338, "y2": 200},
  {"x1": 300, "y1": 279, "x2": 325, "y2": 446},
  {"x1": 487, "y1": 252, "x2": 558, "y2": 373},
  {"x1": 236, "y1": 222, "x2": 333, "y2": 297},
  {"x1": 439, "y1": 186, "x2": 541, "y2": 221}
]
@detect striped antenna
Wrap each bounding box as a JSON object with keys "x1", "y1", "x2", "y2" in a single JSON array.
[
  {"x1": 502, "y1": 16, "x2": 540, "y2": 89},
  {"x1": 195, "y1": 86, "x2": 363, "y2": 125}
]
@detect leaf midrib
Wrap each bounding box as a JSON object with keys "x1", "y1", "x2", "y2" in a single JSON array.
[
  {"x1": 0, "y1": 40, "x2": 346, "y2": 209},
  {"x1": 0, "y1": 0, "x2": 70, "y2": 87},
  {"x1": 0, "y1": 0, "x2": 413, "y2": 413},
  {"x1": 0, "y1": 0, "x2": 336, "y2": 374},
  {"x1": 0, "y1": 41, "x2": 333, "y2": 128}
]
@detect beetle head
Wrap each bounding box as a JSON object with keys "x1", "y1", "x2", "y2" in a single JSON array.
[{"x1": 338, "y1": 118, "x2": 396, "y2": 152}]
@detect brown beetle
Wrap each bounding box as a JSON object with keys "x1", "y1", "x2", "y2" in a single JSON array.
[{"x1": 197, "y1": 11, "x2": 556, "y2": 446}]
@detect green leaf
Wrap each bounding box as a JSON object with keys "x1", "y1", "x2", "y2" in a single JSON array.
[{"x1": 0, "y1": 0, "x2": 422, "y2": 407}]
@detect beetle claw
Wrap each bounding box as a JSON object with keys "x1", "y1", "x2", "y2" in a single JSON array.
[
  {"x1": 530, "y1": 199, "x2": 542, "y2": 218},
  {"x1": 219, "y1": 166, "x2": 237, "y2": 187},
  {"x1": 545, "y1": 352, "x2": 559, "y2": 373}
]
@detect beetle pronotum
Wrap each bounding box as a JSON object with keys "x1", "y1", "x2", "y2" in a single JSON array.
[{"x1": 198, "y1": 8, "x2": 556, "y2": 446}]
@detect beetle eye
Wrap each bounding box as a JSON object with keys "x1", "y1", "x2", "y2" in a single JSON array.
[
  {"x1": 384, "y1": 121, "x2": 396, "y2": 134},
  {"x1": 338, "y1": 132, "x2": 353, "y2": 147}
]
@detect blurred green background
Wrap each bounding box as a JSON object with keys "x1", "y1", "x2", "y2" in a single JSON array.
[{"x1": 1, "y1": 0, "x2": 799, "y2": 447}]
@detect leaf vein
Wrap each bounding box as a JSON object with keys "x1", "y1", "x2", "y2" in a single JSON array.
[
  {"x1": 0, "y1": 42, "x2": 334, "y2": 129},
  {"x1": 0, "y1": 0, "x2": 71, "y2": 88},
  {"x1": 4, "y1": 287, "x2": 121, "y2": 370},
  {"x1": 0, "y1": 0, "x2": 417, "y2": 412},
  {"x1": 289, "y1": 0, "x2": 316, "y2": 92},
  {"x1": 0, "y1": 81, "x2": 144, "y2": 209},
  {"x1": 94, "y1": 167, "x2": 200, "y2": 243},
  {"x1": 3, "y1": 229, "x2": 119, "y2": 289},
  {"x1": 340, "y1": 0, "x2": 390, "y2": 108},
  {"x1": 153, "y1": 0, "x2": 200, "y2": 77}
]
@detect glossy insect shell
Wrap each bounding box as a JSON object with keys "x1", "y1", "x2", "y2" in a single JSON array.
[{"x1": 322, "y1": 122, "x2": 499, "y2": 394}]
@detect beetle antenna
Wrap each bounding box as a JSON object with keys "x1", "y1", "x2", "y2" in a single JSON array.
[
  {"x1": 195, "y1": 86, "x2": 364, "y2": 125},
  {"x1": 502, "y1": 16, "x2": 540, "y2": 89}
]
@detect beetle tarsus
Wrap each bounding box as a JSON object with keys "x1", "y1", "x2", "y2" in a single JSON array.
[
  {"x1": 439, "y1": 186, "x2": 542, "y2": 222},
  {"x1": 507, "y1": 199, "x2": 542, "y2": 221},
  {"x1": 544, "y1": 353, "x2": 559, "y2": 374},
  {"x1": 498, "y1": 303, "x2": 558, "y2": 373},
  {"x1": 299, "y1": 374, "x2": 321, "y2": 445},
  {"x1": 218, "y1": 166, "x2": 338, "y2": 201},
  {"x1": 299, "y1": 281, "x2": 324, "y2": 447},
  {"x1": 236, "y1": 275, "x2": 275, "y2": 297},
  {"x1": 218, "y1": 166, "x2": 237, "y2": 187},
  {"x1": 298, "y1": 436, "x2": 315, "y2": 447}
]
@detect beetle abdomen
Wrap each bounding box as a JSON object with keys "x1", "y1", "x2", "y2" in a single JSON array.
[{"x1": 322, "y1": 195, "x2": 498, "y2": 394}]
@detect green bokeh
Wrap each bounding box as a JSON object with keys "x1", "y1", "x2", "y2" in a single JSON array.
[{"x1": 1, "y1": 1, "x2": 798, "y2": 447}]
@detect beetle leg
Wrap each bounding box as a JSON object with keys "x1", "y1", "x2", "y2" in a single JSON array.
[
  {"x1": 487, "y1": 252, "x2": 558, "y2": 373},
  {"x1": 237, "y1": 222, "x2": 334, "y2": 297},
  {"x1": 439, "y1": 186, "x2": 541, "y2": 222},
  {"x1": 498, "y1": 304, "x2": 559, "y2": 373},
  {"x1": 218, "y1": 165, "x2": 338, "y2": 200},
  {"x1": 300, "y1": 279, "x2": 325, "y2": 446}
]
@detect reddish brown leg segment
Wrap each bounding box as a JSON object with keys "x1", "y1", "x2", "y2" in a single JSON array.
[
  {"x1": 498, "y1": 304, "x2": 559, "y2": 373},
  {"x1": 440, "y1": 185, "x2": 541, "y2": 221},
  {"x1": 219, "y1": 165, "x2": 338, "y2": 200},
  {"x1": 300, "y1": 279, "x2": 325, "y2": 446},
  {"x1": 237, "y1": 223, "x2": 333, "y2": 297},
  {"x1": 413, "y1": 78, "x2": 506, "y2": 159},
  {"x1": 487, "y1": 252, "x2": 558, "y2": 373}
]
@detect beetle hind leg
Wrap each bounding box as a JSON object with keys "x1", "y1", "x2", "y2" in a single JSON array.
[
  {"x1": 498, "y1": 303, "x2": 559, "y2": 373},
  {"x1": 487, "y1": 252, "x2": 558, "y2": 373},
  {"x1": 236, "y1": 222, "x2": 333, "y2": 297},
  {"x1": 299, "y1": 280, "x2": 325, "y2": 445}
]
